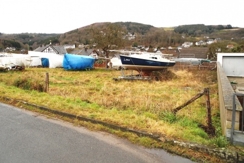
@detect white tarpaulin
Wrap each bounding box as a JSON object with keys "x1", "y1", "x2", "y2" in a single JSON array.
[
  {"x1": 27, "y1": 51, "x2": 64, "y2": 68},
  {"x1": 0, "y1": 52, "x2": 64, "y2": 68}
]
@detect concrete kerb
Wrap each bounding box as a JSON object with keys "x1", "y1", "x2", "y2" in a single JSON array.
[
  {"x1": 1, "y1": 96, "x2": 243, "y2": 162},
  {"x1": 1, "y1": 96, "x2": 161, "y2": 140}
]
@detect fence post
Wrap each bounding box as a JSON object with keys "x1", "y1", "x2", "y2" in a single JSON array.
[
  {"x1": 45, "y1": 72, "x2": 49, "y2": 92},
  {"x1": 204, "y1": 88, "x2": 215, "y2": 135}
]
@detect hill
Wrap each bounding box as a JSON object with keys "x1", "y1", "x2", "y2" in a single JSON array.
[
  {"x1": 58, "y1": 22, "x2": 157, "y2": 46},
  {"x1": 1, "y1": 22, "x2": 244, "y2": 52},
  {"x1": 0, "y1": 33, "x2": 59, "y2": 51}
]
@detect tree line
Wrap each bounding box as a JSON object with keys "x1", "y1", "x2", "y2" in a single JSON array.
[{"x1": 174, "y1": 24, "x2": 233, "y2": 36}]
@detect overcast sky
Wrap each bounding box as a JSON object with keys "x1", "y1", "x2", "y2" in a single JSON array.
[{"x1": 1, "y1": 0, "x2": 243, "y2": 34}]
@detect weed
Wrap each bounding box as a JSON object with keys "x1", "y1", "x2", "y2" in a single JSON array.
[
  {"x1": 209, "y1": 136, "x2": 229, "y2": 148},
  {"x1": 160, "y1": 111, "x2": 177, "y2": 123}
]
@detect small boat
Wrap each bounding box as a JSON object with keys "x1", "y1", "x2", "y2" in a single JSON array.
[{"x1": 119, "y1": 52, "x2": 175, "y2": 75}]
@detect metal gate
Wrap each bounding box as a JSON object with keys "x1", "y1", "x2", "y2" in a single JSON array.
[
  {"x1": 230, "y1": 93, "x2": 244, "y2": 144},
  {"x1": 237, "y1": 94, "x2": 244, "y2": 131}
]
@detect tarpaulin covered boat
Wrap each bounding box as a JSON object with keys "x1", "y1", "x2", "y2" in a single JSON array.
[
  {"x1": 28, "y1": 51, "x2": 63, "y2": 68},
  {"x1": 0, "y1": 53, "x2": 31, "y2": 70},
  {"x1": 63, "y1": 53, "x2": 95, "y2": 70}
]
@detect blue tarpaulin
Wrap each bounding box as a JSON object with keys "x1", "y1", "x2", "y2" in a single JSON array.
[{"x1": 63, "y1": 53, "x2": 95, "y2": 70}]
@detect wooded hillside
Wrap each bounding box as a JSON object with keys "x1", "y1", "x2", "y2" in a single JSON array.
[{"x1": 0, "y1": 22, "x2": 244, "y2": 54}]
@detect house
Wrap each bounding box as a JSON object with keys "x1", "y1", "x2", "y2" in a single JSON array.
[
  {"x1": 206, "y1": 39, "x2": 215, "y2": 45},
  {"x1": 78, "y1": 44, "x2": 85, "y2": 49},
  {"x1": 195, "y1": 40, "x2": 207, "y2": 46},
  {"x1": 64, "y1": 44, "x2": 75, "y2": 49},
  {"x1": 34, "y1": 44, "x2": 67, "y2": 54},
  {"x1": 126, "y1": 32, "x2": 136, "y2": 40},
  {"x1": 226, "y1": 44, "x2": 234, "y2": 49},
  {"x1": 5, "y1": 47, "x2": 16, "y2": 52},
  {"x1": 182, "y1": 42, "x2": 193, "y2": 48}
]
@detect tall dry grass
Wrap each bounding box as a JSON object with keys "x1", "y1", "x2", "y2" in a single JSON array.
[{"x1": 0, "y1": 67, "x2": 222, "y2": 146}]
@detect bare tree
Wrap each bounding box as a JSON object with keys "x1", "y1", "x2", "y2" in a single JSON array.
[{"x1": 90, "y1": 23, "x2": 126, "y2": 58}]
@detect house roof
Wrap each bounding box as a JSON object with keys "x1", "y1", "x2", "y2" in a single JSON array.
[
  {"x1": 178, "y1": 47, "x2": 208, "y2": 58},
  {"x1": 70, "y1": 48, "x2": 103, "y2": 56},
  {"x1": 34, "y1": 45, "x2": 67, "y2": 54}
]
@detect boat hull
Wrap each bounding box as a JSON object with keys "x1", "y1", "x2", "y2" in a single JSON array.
[{"x1": 120, "y1": 55, "x2": 175, "y2": 71}]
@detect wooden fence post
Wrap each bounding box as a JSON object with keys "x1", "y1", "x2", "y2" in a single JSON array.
[
  {"x1": 45, "y1": 72, "x2": 49, "y2": 92},
  {"x1": 204, "y1": 88, "x2": 215, "y2": 135},
  {"x1": 172, "y1": 87, "x2": 216, "y2": 136}
]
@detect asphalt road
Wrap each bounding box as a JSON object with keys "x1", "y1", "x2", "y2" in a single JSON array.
[{"x1": 0, "y1": 102, "x2": 195, "y2": 163}]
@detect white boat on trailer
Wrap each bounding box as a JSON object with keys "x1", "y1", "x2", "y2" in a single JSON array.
[
  {"x1": 110, "y1": 50, "x2": 176, "y2": 80},
  {"x1": 120, "y1": 53, "x2": 175, "y2": 70}
]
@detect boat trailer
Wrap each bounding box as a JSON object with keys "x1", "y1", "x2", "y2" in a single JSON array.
[
  {"x1": 113, "y1": 74, "x2": 152, "y2": 81},
  {"x1": 113, "y1": 69, "x2": 168, "y2": 81},
  {"x1": 113, "y1": 68, "x2": 151, "y2": 81},
  {"x1": 0, "y1": 63, "x2": 25, "y2": 72}
]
